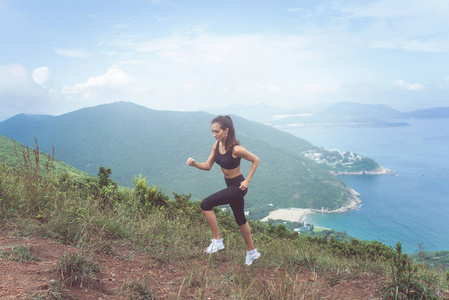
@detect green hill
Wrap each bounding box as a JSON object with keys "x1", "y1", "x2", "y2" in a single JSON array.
[
  {"x1": 0, "y1": 135, "x2": 89, "y2": 179},
  {"x1": 0, "y1": 102, "x2": 351, "y2": 218},
  {"x1": 0, "y1": 161, "x2": 446, "y2": 299}
]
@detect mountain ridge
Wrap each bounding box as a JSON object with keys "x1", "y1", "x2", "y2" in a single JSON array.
[
  {"x1": 208, "y1": 101, "x2": 449, "y2": 127},
  {"x1": 0, "y1": 101, "x2": 351, "y2": 219}
]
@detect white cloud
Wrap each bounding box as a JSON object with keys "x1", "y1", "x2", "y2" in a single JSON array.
[
  {"x1": 371, "y1": 38, "x2": 449, "y2": 53},
  {"x1": 61, "y1": 67, "x2": 135, "y2": 98},
  {"x1": 287, "y1": 8, "x2": 303, "y2": 13},
  {"x1": 130, "y1": 34, "x2": 315, "y2": 66},
  {"x1": 257, "y1": 81, "x2": 281, "y2": 93},
  {"x1": 331, "y1": 0, "x2": 449, "y2": 53},
  {"x1": 184, "y1": 80, "x2": 194, "y2": 93},
  {"x1": 338, "y1": 0, "x2": 449, "y2": 20},
  {"x1": 393, "y1": 80, "x2": 425, "y2": 91},
  {"x1": 32, "y1": 67, "x2": 50, "y2": 87},
  {"x1": 0, "y1": 64, "x2": 51, "y2": 120},
  {"x1": 0, "y1": 64, "x2": 46, "y2": 97},
  {"x1": 235, "y1": 82, "x2": 281, "y2": 93},
  {"x1": 55, "y1": 48, "x2": 89, "y2": 58},
  {"x1": 306, "y1": 84, "x2": 338, "y2": 92},
  {"x1": 100, "y1": 32, "x2": 331, "y2": 109},
  {"x1": 438, "y1": 76, "x2": 449, "y2": 89}
]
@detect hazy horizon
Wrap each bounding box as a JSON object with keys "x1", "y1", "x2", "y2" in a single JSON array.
[{"x1": 2, "y1": 99, "x2": 447, "y2": 123}]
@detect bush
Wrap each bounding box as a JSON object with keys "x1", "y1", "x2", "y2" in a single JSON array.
[
  {"x1": 134, "y1": 174, "x2": 169, "y2": 212},
  {"x1": 57, "y1": 253, "x2": 101, "y2": 287},
  {"x1": 381, "y1": 242, "x2": 441, "y2": 299}
]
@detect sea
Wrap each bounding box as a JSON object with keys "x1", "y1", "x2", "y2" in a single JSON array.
[{"x1": 281, "y1": 119, "x2": 449, "y2": 254}]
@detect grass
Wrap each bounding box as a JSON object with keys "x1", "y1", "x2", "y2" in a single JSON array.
[
  {"x1": 57, "y1": 252, "x2": 101, "y2": 287},
  {"x1": 122, "y1": 279, "x2": 157, "y2": 300},
  {"x1": 0, "y1": 144, "x2": 448, "y2": 299},
  {"x1": 32, "y1": 279, "x2": 75, "y2": 300},
  {"x1": 1, "y1": 244, "x2": 41, "y2": 263}
]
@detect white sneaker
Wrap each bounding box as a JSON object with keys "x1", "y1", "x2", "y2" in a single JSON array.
[
  {"x1": 204, "y1": 239, "x2": 225, "y2": 253},
  {"x1": 245, "y1": 249, "x2": 261, "y2": 266}
]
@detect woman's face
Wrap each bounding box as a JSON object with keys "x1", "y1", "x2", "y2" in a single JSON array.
[{"x1": 211, "y1": 123, "x2": 228, "y2": 141}]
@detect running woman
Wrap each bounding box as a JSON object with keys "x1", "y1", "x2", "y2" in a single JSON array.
[{"x1": 186, "y1": 115, "x2": 261, "y2": 265}]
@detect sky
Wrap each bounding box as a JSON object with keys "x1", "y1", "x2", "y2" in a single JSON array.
[{"x1": 1, "y1": 0, "x2": 449, "y2": 121}]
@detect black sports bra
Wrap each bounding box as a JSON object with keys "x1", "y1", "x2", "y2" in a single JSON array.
[{"x1": 214, "y1": 141, "x2": 241, "y2": 170}]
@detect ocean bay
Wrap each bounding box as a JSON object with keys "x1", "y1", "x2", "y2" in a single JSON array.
[{"x1": 281, "y1": 119, "x2": 449, "y2": 254}]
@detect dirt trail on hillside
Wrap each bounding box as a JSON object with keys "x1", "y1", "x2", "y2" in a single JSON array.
[{"x1": 0, "y1": 230, "x2": 388, "y2": 299}]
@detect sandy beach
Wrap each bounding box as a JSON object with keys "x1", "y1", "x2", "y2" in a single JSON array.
[
  {"x1": 260, "y1": 186, "x2": 362, "y2": 223},
  {"x1": 260, "y1": 208, "x2": 313, "y2": 223}
]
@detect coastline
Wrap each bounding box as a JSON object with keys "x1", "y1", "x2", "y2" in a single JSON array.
[
  {"x1": 260, "y1": 186, "x2": 362, "y2": 223},
  {"x1": 260, "y1": 208, "x2": 312, "y2": 223},
  {"x1": 332, "y1": 166, "x2": 395, "y2": 176},
  {"x1": 312, "y1": 186, "x2": 361, "y2": 214}
]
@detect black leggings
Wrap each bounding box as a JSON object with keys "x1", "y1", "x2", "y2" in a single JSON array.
[{"x1": 201, "y1": 174, "x2": 247, "y2": 226}]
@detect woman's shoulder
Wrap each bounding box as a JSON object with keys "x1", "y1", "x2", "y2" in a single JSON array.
[{"x1": 232, "y1": 144, "x2": 246, "y2": 154}]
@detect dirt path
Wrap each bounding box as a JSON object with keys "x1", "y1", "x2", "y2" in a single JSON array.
[
  {"x1": 0, "y1": 231, "x2": 187, "y2": 299},
  {"x1": 0, "y1": 230, "x2": 385, "y2": 299}
]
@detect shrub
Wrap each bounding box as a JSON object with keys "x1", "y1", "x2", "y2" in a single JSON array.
[
  {"x1": 381, "y1": 242, "x2": 441, "y2": 299},
  {"x1": 134, "y1": 174, "x2": 169, "y2": 212},
  {"x1": 57, "y1": 252, "x2": 101, "y2": 287}
]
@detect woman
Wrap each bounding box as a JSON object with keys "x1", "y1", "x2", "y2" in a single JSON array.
[{"x1": 186, "y1": 115, "x2": 261, "y2": 266}]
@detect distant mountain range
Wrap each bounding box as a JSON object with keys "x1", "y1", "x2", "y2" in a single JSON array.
[
  {"x1": 207, "y1": 102, "x2": 449, "y2": 127},
  {"x1": 404, "y1": 106, "x2": 449, "y2": 119},
  {"x1": 0, "y1": 102, "x2": 352, "y2": 219}
]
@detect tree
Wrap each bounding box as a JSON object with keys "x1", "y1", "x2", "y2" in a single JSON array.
[
  {"x1": 96, "y1": 166, "x2": 118, "y2": 207},
  {"x1": 98, "y1": 166, "x2": 113, "y2": 189}
]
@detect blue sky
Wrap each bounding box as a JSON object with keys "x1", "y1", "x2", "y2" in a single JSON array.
[{"x1": 1, "y1": 0, "x2": 448, "y2": 120}]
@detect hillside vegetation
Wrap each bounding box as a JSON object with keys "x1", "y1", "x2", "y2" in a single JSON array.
[
  {"x1": 0, "y1": 148, "x2": 447, "y2": 299},
  {"x1": 0, "y1": 135, "x2": 90, "y2": 179},
  {"x1": 0, "y1": 102, "x2": 353, "y2": 219}
]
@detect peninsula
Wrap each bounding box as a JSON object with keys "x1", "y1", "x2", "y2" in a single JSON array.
[{"x1": 303, "y1": 148, "x2": 394, "y2": 175}]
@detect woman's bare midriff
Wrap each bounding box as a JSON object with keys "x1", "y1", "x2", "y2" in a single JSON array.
[{"x1": 221, "y1": 166, "x2": 242, "y2": 179}]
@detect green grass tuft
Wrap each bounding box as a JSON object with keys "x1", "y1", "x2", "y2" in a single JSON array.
[{"x1": 1, "y1": 244, "x2": 41, "y2": 263}]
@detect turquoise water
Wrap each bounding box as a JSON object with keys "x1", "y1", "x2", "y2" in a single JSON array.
[{"x1": 282, "y1": 119, "x2": 449, "y2": 254}]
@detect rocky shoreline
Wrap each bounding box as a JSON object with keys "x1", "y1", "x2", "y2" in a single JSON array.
[
  {"x1": 311, "y1": 186, "x2": 362, "y2": 214},
  {"x1": 332, "y1": 166, "x2": 395, "y2": 176},
  {"x1": 260, "y1": 165, "x2": 394, "y2": 223}
]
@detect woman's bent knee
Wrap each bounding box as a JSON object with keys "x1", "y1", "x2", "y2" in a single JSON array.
[
  {"x1": 201, "y1": 200, "x2": 212, "y2": 211},
  {"x1": 235, "y1": 215, "x2": 247, "y2": 226}
]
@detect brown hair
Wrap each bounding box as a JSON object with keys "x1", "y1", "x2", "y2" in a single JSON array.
[{"x1": 211, "y1": 115, "x2": 240, "y2": 152}]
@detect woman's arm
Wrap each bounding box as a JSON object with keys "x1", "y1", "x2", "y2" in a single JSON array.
[
  {"x1": 186, "y1": 142, "x2": 217, "y2": 171},
  {"x1": 233, "y1": 145, "x2": 260, "y2": 190}
]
